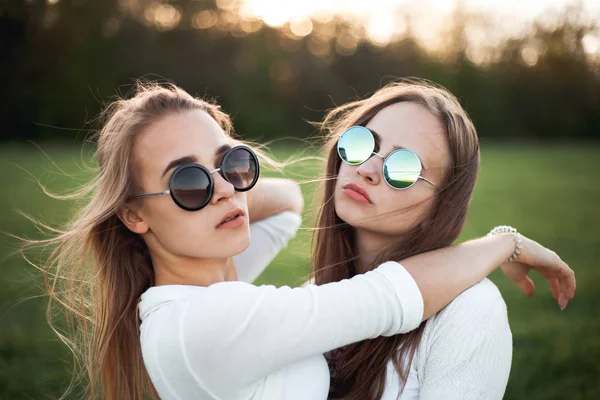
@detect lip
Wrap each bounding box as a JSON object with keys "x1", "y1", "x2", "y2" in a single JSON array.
[
  {"x1": 216, "y1": 208, "x2": 246, "y2": 229},
  {"x1": 342, "y1": 183, "x2": 372, "y2": 204}
]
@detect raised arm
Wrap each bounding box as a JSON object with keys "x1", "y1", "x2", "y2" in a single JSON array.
[
  {"x1": 233, "y1": 177, "x2": 305, "y2": 283},
  {"x1": 247, "y1": 177, "x2": 304, "y2": 222}
]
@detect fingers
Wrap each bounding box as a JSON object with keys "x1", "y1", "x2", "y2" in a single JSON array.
[
  {"x1": 541, "y1": 270, "x2": 571, "y2": 310},
  {"x1": 515, "y1": 276, "x2": 536, "y2": 297},
  {"x1": 550, "y1": 255, "x2": 576, "y2": 310},
  {"x1": 521, "y1": 239, "x2": 576, "y2": 309},
  {"x1": 547, "y1": 276, "x2": 560, "y2": 300},
  {"x1": 558, "y1": 293, "x2": 568, "y2": 310},
  {"x1": 559, "y1": 264, "x2": 576, "y2": 301},
  {"x1": 536, "y1": 249, "x2": 576, "y2": 310},
  {"x1": 558, "y1": 272, "x2": 575, "y2": 310}
]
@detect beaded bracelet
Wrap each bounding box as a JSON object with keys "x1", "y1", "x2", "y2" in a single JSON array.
[{"x1": 487, "y1": 225, "x2": 524, "y2": 264}]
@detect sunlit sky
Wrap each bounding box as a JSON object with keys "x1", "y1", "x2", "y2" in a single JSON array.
[
  {"x1": 131, "y1": 0, "x2": 600, "y2": 62},
  {"x1": 240, "y1": 0, "x2": 600, "y2": 26},
  {"x1": 236, "y1": 0, "x2": 600, "y2": 55}
]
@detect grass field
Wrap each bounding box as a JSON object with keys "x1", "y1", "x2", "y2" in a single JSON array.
[{"x1": 0, "y1": 142, "x2": 599, "y2": 399}]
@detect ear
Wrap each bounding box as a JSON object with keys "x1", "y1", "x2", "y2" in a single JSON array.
[{"x1": 117, "y1": 203, "x2": 149, "y2": 234}]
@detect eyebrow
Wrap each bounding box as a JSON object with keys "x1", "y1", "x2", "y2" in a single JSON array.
[
  {"x1": 161, "y1": 144, "x2": 233, "y2": 178},
  {"x1": 369, "y1": 128, "x2": 427, "y2": 170},
  {"x1": 213, "y1": 144, "x2": 232, "y2": 165},
  {"x1": 162, "y1": 155, "x2": 197, "y2": 178}
]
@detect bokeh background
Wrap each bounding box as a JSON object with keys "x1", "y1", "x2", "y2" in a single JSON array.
[{"x1": 1, "y1": 0, "x2": 599, "y2": 399}]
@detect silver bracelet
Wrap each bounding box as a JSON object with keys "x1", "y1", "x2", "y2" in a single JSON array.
[{"x1": 487, "y1": 225, "x2": 524, "y2": 264}]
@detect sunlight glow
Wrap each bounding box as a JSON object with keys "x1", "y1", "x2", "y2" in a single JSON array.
[
  {"x1": 240, "y1": 0, "x2": 600, "y2": 54},
  {"x1": 144, "y1": 3, "x2": 181, "y2": 31},
  {"x1": 364, "y1": 11, "x2": 398, "y2": 46},
  {"x1": 289, "y1": 18, "x2": 314, "y2": 37},
  {"x1": 193, "y1": 10, "x2": 218, "y2": 30},
  {"x1": 521, "y1": 45, "x2": 540, "y2": 66},
  {"x1": 582, "y1": 34, "x2": 600, "y2": 55}
]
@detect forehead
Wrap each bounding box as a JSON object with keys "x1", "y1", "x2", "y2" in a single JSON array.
[
  {"x1": 365, "y1": 101, "x2": 448, "y2": 167},
  {"x1": 133, "y1": 109, "x2": 229, "y2": 175}
]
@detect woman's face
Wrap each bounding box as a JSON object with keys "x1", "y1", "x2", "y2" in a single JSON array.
[
  {"x1": 130, "y1": 109, "x2": 250, "y2": 260},
  {"x1": 334, "y1": 102, "x2": 450, "y2": 237}
]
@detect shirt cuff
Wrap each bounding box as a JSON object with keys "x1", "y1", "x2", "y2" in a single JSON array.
[{"x1": 376, "y1": 261, "x2": 424, "y2": 333}]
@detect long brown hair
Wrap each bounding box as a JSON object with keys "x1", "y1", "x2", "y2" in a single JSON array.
[
  {"x1": 311, "y1": 80, "x2": 480, "y2": 399},
  {"x1": 21, "y1": 81, "x2": 274, "y2": 399}
]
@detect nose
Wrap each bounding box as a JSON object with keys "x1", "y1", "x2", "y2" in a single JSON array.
[
  {"x1": 355, "y1": 156, "x2": 381, "y2": 186},
  {"x1": 209, "y1": 169, "x2": 236, "y2": 205}
]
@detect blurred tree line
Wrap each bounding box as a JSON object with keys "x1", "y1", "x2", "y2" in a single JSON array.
[{"x1": 1, "y1": 0, "x2": 599, "y2": 142}]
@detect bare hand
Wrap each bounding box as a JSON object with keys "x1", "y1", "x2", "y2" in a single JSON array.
[{"x1": 501, "y1": 236, "x2": 575, "y2": 310}]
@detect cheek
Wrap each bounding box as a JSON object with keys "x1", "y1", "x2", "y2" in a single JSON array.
[
  {"x1": 147, "y1": 192, "x2": 251, "y2": 258},
  {"x1": 337, "y1": 163, "x2": 353, "y2": 180},
  {"x1": 380, "y1": 196, "x2": 431, "y2": 232},
  {"x1": 336, "y1": 186, "x2": 436, "y2": 234},
  {"x1": 148, "y1": 203, "x2": 214, "y2": 253},
  {"x1": 378, "y1": 189, "x2": 436, "y2": 233}
]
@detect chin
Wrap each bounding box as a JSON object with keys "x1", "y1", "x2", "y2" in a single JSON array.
[
  {"x1": 207, "y1": 225, "x2": 251, "y2": 258},
  {"x1": 335, "y1": 203, "x2": 364, "y2": 230},
  {"x1": 229, "y1": 227, "x2": 251, "y2": 256},
  {"x1": 334, "y1": 193, "x2": 367, "y2": 226},
  {"x1": 336, "y1": 202, "x2": 399, "y2": 235},
  {"x1": 207, "y1": 238, "x2": 249, "y2": 259}
]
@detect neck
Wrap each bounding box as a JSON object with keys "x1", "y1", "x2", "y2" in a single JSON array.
[
  {"x1": 354, "y1": 229, "x2": 400, "y2": 274},
  {"x1": 152, "y1": 255, "x2": 237, "y2": 287}
]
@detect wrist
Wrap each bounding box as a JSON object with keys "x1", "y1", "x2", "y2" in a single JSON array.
[
  {"x1": 446, "y1": 234, "x2": 516, "y2": 278},
  {"x1": 487, "y1": 226, "x2": 523, "y2": 265}
]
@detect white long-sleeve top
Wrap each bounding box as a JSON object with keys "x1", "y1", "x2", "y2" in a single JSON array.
[
  {"x1": 138, "y1": 211, "x2": 425, "y2": 400},
  {"x1": 384, "y1": 278, "x2": 513, "y2": 400}
]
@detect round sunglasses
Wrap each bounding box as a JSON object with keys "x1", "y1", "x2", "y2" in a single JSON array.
[
  {"x1": 130, "y1": 145, "x2": 260, "y2": 211},
  {"x1": 337, "y1": 126, "x2": 437, "y2": 190}
]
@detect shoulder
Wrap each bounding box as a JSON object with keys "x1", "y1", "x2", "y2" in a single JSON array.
[
  {"x1": 419, "y1": 279, "x2": 510, "y2": 354},
  {"x1": 414, "y1": 280, "x2": 513, "y2": 398},
  {"x1": 139, "y1": 282, "x2": 269, "y2": 365},
  {"x1": 434, "y1": 278, "x2": 506, "y2": 323},
  {"x1": 139, "y1": 282, "x2": 267, "y2": 336}
]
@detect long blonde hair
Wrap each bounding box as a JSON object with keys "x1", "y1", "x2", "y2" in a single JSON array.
[
  {"x1": 22, "y1": 81, "x2": 267, "y2": 399},
  {"x1": 312, "y1": 81, "x2": 480, "y2": 399}
]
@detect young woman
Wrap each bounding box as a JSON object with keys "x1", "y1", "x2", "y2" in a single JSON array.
[
  {"x1": 30, "y1": 82, "x2": 574, "y2": 400},
  {"x1": 311, "y1": 81, "x2": 571, "y2": 399}
]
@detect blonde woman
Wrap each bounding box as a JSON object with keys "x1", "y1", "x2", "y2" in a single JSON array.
[{"x1": 28, "y1": 82, "x2": 575, "y2": 400}]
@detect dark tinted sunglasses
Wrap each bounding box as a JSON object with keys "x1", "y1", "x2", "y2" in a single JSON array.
[
  {"x1": 337, "y1": 126, "x2": 437, "y2": 190},
  {"x1": 130, "y1": 145, "x2": 259, "y2": 211}
]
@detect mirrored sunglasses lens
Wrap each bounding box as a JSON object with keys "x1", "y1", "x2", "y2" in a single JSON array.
[
  {"x1": 222, "y1": 148, "x2": 258, "y2": 190},
  {"x1": 384, "y1": 150, "x2": 421, "y2": 189},
  {"x1": 337, "y1": 126, "x2": 375, "y2": 165},
  {"x1": 171, "y1": 166, "x2": 211, "y2": 209}
]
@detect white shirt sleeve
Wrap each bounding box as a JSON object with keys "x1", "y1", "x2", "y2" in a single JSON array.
[
  {"x1": 160, "y1": 261, "x2": 424, "y2": 393},
  {"x1": 416, "y1": 279, "x2": 512, "y2": 400},
  {"x1": 233, "y1": 211, "x2": 302, "y2": 283}
]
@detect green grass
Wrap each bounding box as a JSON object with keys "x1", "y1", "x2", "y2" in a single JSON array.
[{"x1": 1, "y1": 142, "x2": 599, "y2": 399}]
